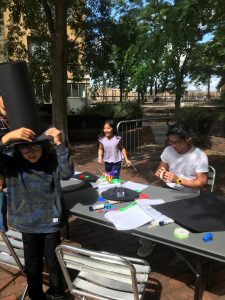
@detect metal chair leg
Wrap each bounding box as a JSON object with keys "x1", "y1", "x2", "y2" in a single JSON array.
[{"x1": 21, "y1": 283, "x2": 28, "y2": 300}]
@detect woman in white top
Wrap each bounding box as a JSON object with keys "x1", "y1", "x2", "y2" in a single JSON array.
[
  {"x1": 137, "y1": 124, "x2": 209, "y2": 258},
  {"x1": 155, "y1": 124, "x2": 208, "y2": 194}
]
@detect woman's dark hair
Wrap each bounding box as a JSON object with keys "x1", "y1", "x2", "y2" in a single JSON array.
[
  {"x1": 99, "y1": 119, "x2": 119, "y2": 138},
  {"x1": 167, "y1": 123, "x2": 198, "y2": 140}
]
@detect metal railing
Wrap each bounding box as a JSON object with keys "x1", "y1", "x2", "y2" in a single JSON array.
[
  {"x1": 91, "y1": 95, "x2": 221, "y2": 103},
  {"x1": 117, "y1": 116, "x2": 173, "y2": 160}
]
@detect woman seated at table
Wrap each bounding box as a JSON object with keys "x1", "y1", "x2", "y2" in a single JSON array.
[
  {"x1": 155, "y1": 124, "x2": 208, "y2": 194},
  {"x1": 137, "y1": 124, "x2": 209, "y2": 258}
]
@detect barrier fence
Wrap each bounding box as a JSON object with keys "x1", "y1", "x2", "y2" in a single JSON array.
[{"x1": 117, "y1": 116, "x2": 173, "y2": 160}]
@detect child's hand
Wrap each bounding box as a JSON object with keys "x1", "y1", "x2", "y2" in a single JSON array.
[
  {"x1": 0, "y1": 175, "x2": 4, "y2": 191},
  {"x1": 1, "y1": 127, "x2": 36, "y2": 144},
  {"x1": 45, "y1": 127, "x2": 62, "y2": 145},
  {"x1": 98, "y1": 157, "x2": 103, "y2": 164},
  {"x1": 125, "y1": 159, "x2": 131, "y2": 166}
]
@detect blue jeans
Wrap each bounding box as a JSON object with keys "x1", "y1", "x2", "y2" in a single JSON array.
[
  {"x1": 0, "y1": 192, "x2": 7, "y2": 232},
  {"x1": 105, "y1": 161, "x2": 122, "y2": 179},
  {"x1": 22, "y1": 231, "x2": 64, "y2": 300}
]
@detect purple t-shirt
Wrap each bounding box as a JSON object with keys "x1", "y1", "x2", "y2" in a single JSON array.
[{"x1": 99, "y1": 136, "x2": 122, "y2": 163}]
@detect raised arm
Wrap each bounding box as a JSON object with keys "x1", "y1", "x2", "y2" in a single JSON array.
[
  {"x1": 46, "y1": 127, "x2": 74, "y2": 180},
  {"x1": 1, "y1": 127, "x2": 36, "y2": 144},
  {"x1": 45, "y1": 127, "x2": 62, "y2": 145}
]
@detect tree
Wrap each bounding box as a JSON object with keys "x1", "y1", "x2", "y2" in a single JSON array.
[
  {"x1": 0, "y1": 0, "x2": 113, "y2": 140},
  {"x1": 0, "y1": 0, "x2": 74, "y2": 139},
  {"x1": 107, "y1": 0, "x2": 144, "y2": 101},
  {"x1": 128, "y1": 0, "x2": 218, "y2": 112},
  {"x1": 158, "y1": 0, "x2": 211, "y2": 112},
  {"x1": 51, "y1": 0, "x2": 68, "y2": 135},
  {"x1": 82, "y1": 0, "x2": 114, "y2": 101},
  {"x1": 188, "y1": 43, "x2": 215, "y2": 99},
  {"x1": 127, "y1": 0, "x2": 169, "y2": 102}
]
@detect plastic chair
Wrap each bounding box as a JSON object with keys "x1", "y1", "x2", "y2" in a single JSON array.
[
  {"x1": 207, "y1": 165, "x2": 216, "y2": 192},
  {"x1": 55, "y1": 243, "x2": 151, "y2": 300},
  {"x1": 0, "y1": 229, "x2": 28, "y2": 300}
]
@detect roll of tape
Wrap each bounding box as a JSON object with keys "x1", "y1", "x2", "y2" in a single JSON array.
[{"x1": 174, "y1": 227, "x2": 190, "y2": 239}]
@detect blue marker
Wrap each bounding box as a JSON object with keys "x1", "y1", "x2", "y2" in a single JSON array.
[{"x1": 89, "y1": 203, "x2": 112, "y2": 211}]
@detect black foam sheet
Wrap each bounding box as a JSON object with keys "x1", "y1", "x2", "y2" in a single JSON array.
[
  {"x1": 102, "y1": 187, "x2": 139, "y2": 202},
  {"x1": 0, "y1": 62, "x2": 46, "y2": 135},
  {"x1": 154, "y1": 193, "x2": 225, "y2": 232}
]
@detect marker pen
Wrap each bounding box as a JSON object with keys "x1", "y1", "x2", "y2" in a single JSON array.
[
  {"x1": 89, "y1": 204, "x2": 105, "y2": 211},
  {"x1": 159, "y1": 218, "x2": 174, "y2": 226},
  {"x1": 89, "y1": 203, "x2": 112, "y2": 211}
]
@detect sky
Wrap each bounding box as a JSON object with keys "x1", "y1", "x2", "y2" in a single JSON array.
[
  {"x1": 187, "y1": 33, "x2": 219, "y2": 91},
  {"x1": 187, "y1": 76, "x2": 219, "y2": 92}
]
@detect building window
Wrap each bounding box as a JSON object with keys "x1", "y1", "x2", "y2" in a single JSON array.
[{"x1": 67, "y1": 83, "x2": 86, "y2": 98}]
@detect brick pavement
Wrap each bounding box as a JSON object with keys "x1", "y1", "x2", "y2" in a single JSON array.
[{"x1": 0, "y1": 142, "x2": 225, "y2": 300}]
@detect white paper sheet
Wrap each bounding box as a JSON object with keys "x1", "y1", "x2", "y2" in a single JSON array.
[
  {"x1": 105, "y1": 205, "x2": 152, "y2": 230},
  {"x1": 137, "y1": 199, "x2": 173, "y2": 225},
  {"x1": 122, "y1": 181, "x2": 148, "y2": 191},
  {"x1": 104, "y1": 199, "x2": 173, "y2": 230}
]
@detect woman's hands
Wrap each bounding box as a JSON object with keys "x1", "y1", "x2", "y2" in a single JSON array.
[
  {"x1": 163, "y1": 170, "x2": 178, "y2": 183},
  {"x1": 156, "y1": 166, "x2": 178, "y2": 183},
  {"x1": 156, "y1": 166, "x2": 167, "y2": 180}
]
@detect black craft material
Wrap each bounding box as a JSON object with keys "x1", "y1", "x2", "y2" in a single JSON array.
[
  {"x1": 154, "y1": 193, "x2": 225, "y2": 232},
  {"x1": 0, "y1": 61, "x2": 46, "y2": 135},
  {"x1": 102, "y1": 187, "x2": 139, "y2": 202}
]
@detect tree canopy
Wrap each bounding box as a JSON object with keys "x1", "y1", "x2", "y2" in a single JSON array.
[{"x1": 0, "y1": 0, "x2": 224, "y2": 128}]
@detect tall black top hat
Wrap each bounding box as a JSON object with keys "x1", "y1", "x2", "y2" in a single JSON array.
[
  {"x1": 0, "y1": 61, "x2": 46, "y2": 134},
  {"x1": 0, "y1": 61, "x2": 49, "y2": 143}
]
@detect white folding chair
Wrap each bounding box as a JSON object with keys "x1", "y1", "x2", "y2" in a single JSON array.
[
  {"x1": 207, "y1": 165, "x2": 216, "y2": 192},
  {"x1": 0, "y1": 229, "x2": 28, "y2": 300},
  {"x1": 55, "y1": 244, "x2": 151, "y2": 300}
]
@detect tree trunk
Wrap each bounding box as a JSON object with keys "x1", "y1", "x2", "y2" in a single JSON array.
[
  {"x1": 175, "y1": 94, "x2": 181, "y2": 114},
  {"x1": 119, "y1": 83, "x2": 123, "y2": 102},
  {"x1": 175, "y1": 82, "x2": 182, "y2": 115},
  {"x1": 174, "y1": 73, "x2": 183, "y2": 116},
  {"x1": 207, "y1": 77, "x2": 211, "y2": 100},
  {"x1": 51, "y1": 0, "x2": 68, "y2": 141}
]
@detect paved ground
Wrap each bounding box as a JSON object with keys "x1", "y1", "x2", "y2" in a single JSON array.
[{"x1": 0, "y1": 142, "x2": 225, "y2": 300}]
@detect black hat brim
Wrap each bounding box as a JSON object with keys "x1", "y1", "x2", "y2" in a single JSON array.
[{"x1": 7, "y1": 133, "x2": 53, "y2": 147}]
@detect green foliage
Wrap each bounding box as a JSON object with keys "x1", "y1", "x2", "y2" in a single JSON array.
[
  {"x1": 220, "y1": 88, "x2": 225, "y2": 102},
  {"x1": 113, "y1": 102, "x2": 143, "y2": 119},
  {"x1": 76, "y1": 102, "x2": 143, "y2": 120},
  {"x1": 175, "y1": 107, "x2": 214, "y2": 136},
  {"x1": 217, "y1": 112, "x2": 225, "y2": 121}
]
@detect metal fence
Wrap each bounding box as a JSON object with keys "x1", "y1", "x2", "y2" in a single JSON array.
[
  {"x1": 117, "y1": 116, "x2": 173, "y2": 160},
  {"x1": 91, "y1": 95, "x2": 221, "y2": 104}
]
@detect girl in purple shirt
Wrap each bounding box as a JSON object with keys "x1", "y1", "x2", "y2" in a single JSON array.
[{"x1": 98, "y1": 120, "x2": 131, "y2": 178}]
